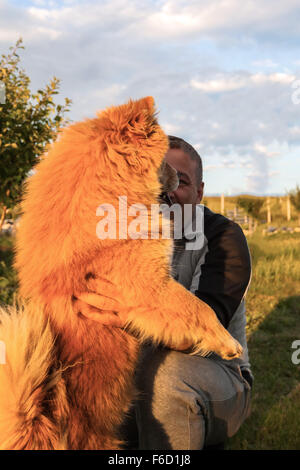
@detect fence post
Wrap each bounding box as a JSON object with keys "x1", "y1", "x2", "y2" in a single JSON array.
[
  {"x1": 267, "y1": 197, "x2": 271, "y2": 224},
  {"x1": 287, "y1": 196, "x2": 291, "y2": 221},
  {"x1": 220, "y1": 194, "x2": 224, "y2": 215}
]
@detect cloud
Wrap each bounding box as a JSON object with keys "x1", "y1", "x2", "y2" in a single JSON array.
[
  {"x1": 253, "y1": 143, "x2": 281, "y2": 159},
  {"x1": 160, "y1": 121, "x2": 182, "y2": 136},
  {"x1": 203, "y1": 164, "x2": 223, "y2": 171},
  {"x1": 190, "y1": 72, "x2": 295, "y2": 93},
  {"x1": 139, "y1": 0, "x2": 300, "y2": 44},
  {"x1": 252, "y1": 59, "x2": 278, "y2": 68},
  {"x1": 1, "y1": 0, "x2": 300, "y2": 195},
  {"x1": 190, "y1": 76, "x2": 246, "y2": 93},
  {"x1": 3, "y1": 0, "x2": 300, "y2": 46},
  {"x1": 289, "y1": 125, "x2": 300, "y2": 135}
]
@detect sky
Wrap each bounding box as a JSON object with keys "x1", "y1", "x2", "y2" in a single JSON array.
[{"x1": 1, "y1": 0, "x2": 300, "y2": 195}]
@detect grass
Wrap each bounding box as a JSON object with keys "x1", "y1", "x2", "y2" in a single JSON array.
[
  {"x1": 1, "y1": 227, "x2": 300, "y2": 450},
  {"x1": 227, "y1": 230, "x2": 300, "y2": 450}
]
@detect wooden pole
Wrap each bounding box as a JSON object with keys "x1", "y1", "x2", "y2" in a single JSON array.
[
  {"x1": 267, "y1": 197, "x2": 271, "y2": 224},
  {"x1": 220, "y1": 194, "x2": 224, "y2": 215},
  {"x1": 287, "y1": 196, "x2": 291, "y2": 221},
  {"x1": 249, "y1": 216, "x2": 253, "y2": 235}
]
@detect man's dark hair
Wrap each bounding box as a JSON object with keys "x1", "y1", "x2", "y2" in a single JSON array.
[{"x1": 168, "y1": 135, "x2": 203, "y2": 186}]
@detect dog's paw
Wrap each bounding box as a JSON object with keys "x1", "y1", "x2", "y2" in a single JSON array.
[{"x1": 193, "y1": 332, "x2": 243, "y2": 360}]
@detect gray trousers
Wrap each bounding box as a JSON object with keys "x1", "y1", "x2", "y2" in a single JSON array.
[{"x1": 121, "y1": 345, "x2": 252, "y2": 450}]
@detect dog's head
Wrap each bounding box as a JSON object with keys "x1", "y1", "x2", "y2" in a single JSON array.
[
  {"x1": 97, "y1": 96, "x2": 168, "y2": 178},
  {"x1": 95, "y1": 96, "x2": 178, "y2": 203},
  {"x1": 51, "y1": 96, "x2": 170, "y2": 204}
]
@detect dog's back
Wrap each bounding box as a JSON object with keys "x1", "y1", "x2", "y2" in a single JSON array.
[
  {"x1": 2, "y1": 97, "x2": 166, "y2": 449},
  {"x1": 0, "y1": 96, "x2": 242, "y2": 449}
]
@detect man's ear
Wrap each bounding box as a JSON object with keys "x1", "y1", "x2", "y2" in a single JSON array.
[{"x1": 196, "y1": 182, "x2": 204, "y2": 204}]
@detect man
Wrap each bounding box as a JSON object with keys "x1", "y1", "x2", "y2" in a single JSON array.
[{"x1": 121, "y1": 136, "x2": 252, "y2": 450}]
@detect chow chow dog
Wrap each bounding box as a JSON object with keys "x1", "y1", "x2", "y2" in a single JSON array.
[{"x1": 0, "y1": 97, "x2": 242, "y2": 450}]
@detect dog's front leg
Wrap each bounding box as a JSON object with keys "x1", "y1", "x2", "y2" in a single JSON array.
[{"x1": 123, "y1": 278, "x2": 243, "y2": 360}]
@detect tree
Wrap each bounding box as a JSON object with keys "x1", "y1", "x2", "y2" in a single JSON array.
[
  {"x1": 236, "y1": 196, "x2": 264, "y2": 233},
  {"x1": 0, "y1": 38, "x2": 72, "y2": 229},
  {"x1": 289, "y1": 185, "x2": 300, "y2": 226}
]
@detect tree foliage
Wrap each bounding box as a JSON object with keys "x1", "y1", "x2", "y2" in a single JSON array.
[
  {"x1": 0, "y1": 38, "x2": 71, "y2": 226},
  {"x1": 236, "y1": 196, "x2": 264, "y2": 220},
  {"x1": 289, "y1": 185, "x2": 300, "y2": 212},
  {"x1": 289, "y1": 185, "x2": 300, "y2": 224}
]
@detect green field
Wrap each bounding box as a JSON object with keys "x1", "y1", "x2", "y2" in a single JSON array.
[
  {"x1": 204, "y1": 194, "x2": 299, "y2": 227},
  {"x1": 1, "y1": 222, "x2": 300, "y2": 450},
  {"x1": 226, "y1": 229, "x2": 300, "y2": 450}
]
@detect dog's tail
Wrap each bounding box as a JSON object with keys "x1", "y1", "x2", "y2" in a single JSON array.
[{"x1": 0, "y1": 301, "x2": 69, "y2": 450}]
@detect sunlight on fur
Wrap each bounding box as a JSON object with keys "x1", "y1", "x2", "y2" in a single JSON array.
[{"x1": 0, "y1": 96, "x2": 242, "y2": 449}]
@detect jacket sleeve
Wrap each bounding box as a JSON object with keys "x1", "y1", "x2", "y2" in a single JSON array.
[{"x1": 194, "y1": 220, "x2": 251, "y2": 328}]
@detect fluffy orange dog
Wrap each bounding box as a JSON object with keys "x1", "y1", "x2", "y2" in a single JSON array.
[{"x1": 0, "y1": 97, "x2": 242, "y2": 450}]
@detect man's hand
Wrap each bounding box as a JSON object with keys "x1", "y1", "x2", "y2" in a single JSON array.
[{"x1": 72, "y1": 293, "x2": 127, "y2": 327}]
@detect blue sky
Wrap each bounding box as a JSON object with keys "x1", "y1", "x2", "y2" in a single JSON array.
[{"x1": 1, "y1": 0, "x2": 300, "y2": 195}]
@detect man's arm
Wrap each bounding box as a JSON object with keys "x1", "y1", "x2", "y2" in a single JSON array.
[
  {"x1": 194, "y1": 217, "x2": 251, "y2": 328},
  {"x1": 74, "y1": 214, "x2": 251, "y2": 352}
]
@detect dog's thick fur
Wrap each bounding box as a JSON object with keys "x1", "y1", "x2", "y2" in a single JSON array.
[{"x1": 0, "y1": 97, "x2": 242, "y2": 450}]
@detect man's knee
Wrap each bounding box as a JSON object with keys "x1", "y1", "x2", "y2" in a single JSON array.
[
  {"x1": 134, "y1": 347, "x2": 251, "y2": 449},
  {"x1": 136, "y1": 347, "x2": 206, "y2": 414},
  {"x1": 135, "y1": 349, "x2": 206, "y2": 450}
]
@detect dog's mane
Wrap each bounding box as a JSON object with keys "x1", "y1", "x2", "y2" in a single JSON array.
[{"x1": 15, "y1": 97, "x2": 168, "y2": 300}]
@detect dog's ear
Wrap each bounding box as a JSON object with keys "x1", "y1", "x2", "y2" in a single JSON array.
[
  {"x1": 101, "y1": 96, "x2": 162, "y2": 174},
  {"x1": 138, "y1": 96, "x2": 155, "y2": 112},
  {"x1": 98, "y1": 96, "x2": 156, "y2": 137},
  {"x1": 124, "y1": 96, "x2": 160, "y2": 174},
  {"x1": 139, "y1": 96, "x2": 157, "y2": 120},
  {"x1": 126, "y1": 96, "x2": 157, "y2": 140}
]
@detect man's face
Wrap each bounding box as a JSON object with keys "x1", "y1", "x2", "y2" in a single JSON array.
[{"x1": 165, "y1": 147, "x2": 204, "y2": 211}]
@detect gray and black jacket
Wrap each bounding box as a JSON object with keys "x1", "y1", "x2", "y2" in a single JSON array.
[{"x1": 171, "y1": 205, "x2": 253, "y2": 385}]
